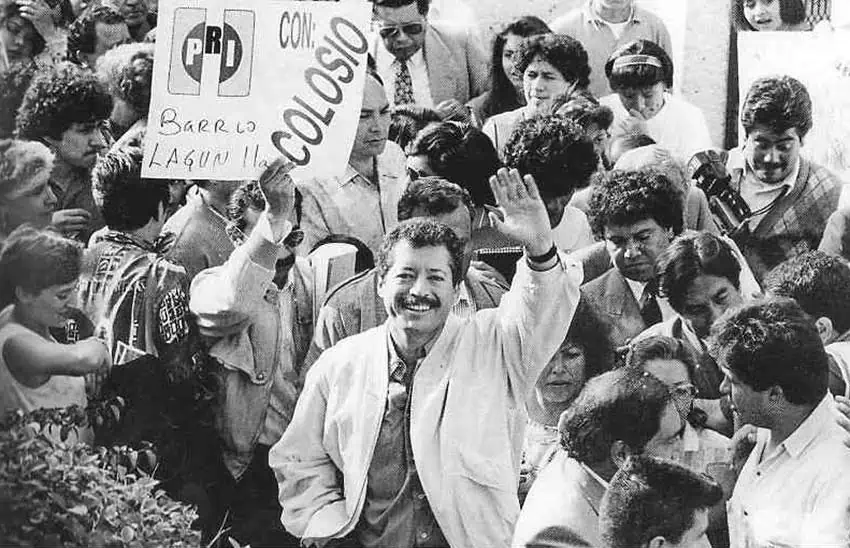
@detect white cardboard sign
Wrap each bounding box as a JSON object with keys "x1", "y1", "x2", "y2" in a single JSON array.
[{"x1": 143, "y1": 0, "x2": 372, "y2": 180}]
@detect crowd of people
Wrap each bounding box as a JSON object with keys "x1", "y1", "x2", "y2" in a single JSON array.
[{"x1": 2, "y1": 0, "x2": 850, "y2": 547}]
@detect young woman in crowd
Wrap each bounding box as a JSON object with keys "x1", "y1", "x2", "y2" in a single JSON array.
[
  {"x1": 0, "y1": 139, "x2": 58, "y2": 242},
  {"x1": 600, "y1": 39, "x2": 713, "y2": 164},
  {"x1": 519, "y1": 300, "x2": 609, "y2": 502},
  {"x1": 0, "y1": 225, "x2": 110, "y2": 423},
  {"x1": 483, "y1": 32, "x2": 591, "y2": 158},
  {"x1": 733, "y1": 0, "x2": 810, "y2": 31},
  {"x1": 0, "y1": 0, "x2": 67, "y2": 69},
  {"x1": 467, "y1": 15, "x2": 550, "y2": 127}
]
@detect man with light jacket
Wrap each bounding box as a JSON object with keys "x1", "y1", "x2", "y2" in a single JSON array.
[{"x1": 270, "y1": 167, "x2": 582, "y2": 548}]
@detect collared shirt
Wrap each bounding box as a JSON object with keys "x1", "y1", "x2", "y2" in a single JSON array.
[
  {"x1": 357, "y1": 333, "x2": 448, "y2": 548},
  {"x1": 624, "y1": 276, "x2": 676, "y2": 322},
  {"x1": 549, "y1": 1, "x2": 673, "y2": 97},
  {"x1": 451, "y1": 281, "x2": 475, "y2": 319},
  {"x1": 298, "y1": 142, "x2": 407, "y2": 257},
  {"x1": 728, "y1": 395, "x2": 850, "y2": 547},
  {"x1": 730, "y1": 148, "x2": 802, "y2": 231},
  {"x1": 376, "y1": 45, "x2": 434, "y2": 108}
]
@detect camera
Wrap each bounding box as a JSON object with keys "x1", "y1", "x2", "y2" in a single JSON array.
[{"x1": 687, "y1": 150, "x2": 752, "y2": 234}]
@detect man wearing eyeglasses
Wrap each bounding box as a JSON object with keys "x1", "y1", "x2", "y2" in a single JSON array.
[{"x1": 371, "y1": 0, "x2": 489, "y2": 121}]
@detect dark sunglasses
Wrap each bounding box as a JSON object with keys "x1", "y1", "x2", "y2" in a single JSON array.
[{"x1": 377, "y1": 22, "x2": 425, "y2": 39}]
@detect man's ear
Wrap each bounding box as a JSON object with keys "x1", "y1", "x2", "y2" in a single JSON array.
[
  {"x1": 15, "y1": 286, "x2": 34, "y2": 305},
  {"x1": 610, "y1": 440, "x2": 631, "y2": 469},
  {"x1": 815, "y1": 316, "x2": 836, "y2": 344}
]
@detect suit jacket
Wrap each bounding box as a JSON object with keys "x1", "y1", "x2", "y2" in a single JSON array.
[
  {"x1": 512, "y1": 452, "x2": 604, "y2": 548},
  {"x1": 372, "y1": 22, "x2": 489, "y2": 105},
  {"x1": 581, "y1": 268, "x2": 647, "y2": 363},
  {"x1": 305, "y1": 264, "x2": 509, "y2": 367}
]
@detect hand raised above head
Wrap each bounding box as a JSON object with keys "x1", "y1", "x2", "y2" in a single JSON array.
[
  {"x1": 259, "y1": 157, "x2": 296, "y2": 219},
  {"x1": 487, "y1": 168, "x2": 554, "y2": 257}
]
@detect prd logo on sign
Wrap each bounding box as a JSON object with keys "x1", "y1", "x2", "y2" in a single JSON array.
[{"x1": 168, "y1": 7, "x2": 255, "y2": 97}]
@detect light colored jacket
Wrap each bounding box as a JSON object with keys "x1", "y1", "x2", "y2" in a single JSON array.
[
  {"x1": 190, "y1": 228, "x2": 314, "y2": 479},
  {"x1": 270, "y1": 258, "x2": 581, "y2": 547}
]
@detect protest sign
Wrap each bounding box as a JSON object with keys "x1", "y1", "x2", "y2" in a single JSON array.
[
  {"x1": 143, "y1": 0, "x2": 372, "y2": 181},
  {"x1": 737, "y1": 31, "x2": 850, "y2": 181}
]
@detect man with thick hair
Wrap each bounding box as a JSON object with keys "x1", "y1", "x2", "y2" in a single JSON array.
[
  {"x1": 272, "y1": 168, "x2": 581, "y2": 548},
  {"x1": 15, "y1": 62, "x2": 112, "y2": 242},
  {"x1": 548, "y1": 0, "x2": 672, "y2": 97},
  {"x1": 719, "y1": 75, "x2": 843, "y2": 280},
  {"x1": 66, "y1": 5, "x2": 130, "y2": 68},
  {"x1": 306, "y1": 176, "x2": 507, "y2": 383},
  {"x1": 711, "y1": 297, "x2": 850, "y2": 546},
  {"x1": 77, "y1": 146, "x2": 217, "y2": 522},
  {"x1": 370, "y1": 0, "x2": 489, "y2": 118},
  {"x1": 764, "y1": 250, "x2": 850, "y2": 397},
  {"x1": 599, "y1": 455, "x2": 723, "y2": 548},
  {"x1": 583, "y1": 169, "x2": 684, "y2": 363},
  {"x1": 514, "y1": 367, "x2": 682, "y2": 547}
]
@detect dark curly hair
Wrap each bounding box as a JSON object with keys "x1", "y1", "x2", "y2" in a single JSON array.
[
  {"x1": 481, "y1": 16, "x2": 551, "y2": 120},
  {"x1": 600, "y1": 455, "x2": 723, "y2": 548},
  {"x1": 656, "y1": 231, "x2": 741, "y2": 313},
  {"x1": 0, "y1": 61, "x2": 37, "y2": 138},
  {"x1": 15, "y1": 62, "x2": 113, "y2": 140},
  {"x1": 388, "y1": 105, "x2": 441, "y2": 151},
  {"x1": 406, "y1": 122, "x2": 502, "y2": 206},
  {"x1": 377, "y1": 219, "x2": 465, "y2": 286},
  {"x1": 503, "y1": 114, "x2": 597, "y2": 198},
  {"x1": 605, "y1": 39, "x2": 673, "y2": 91},
  {"x1": 740, "y1": 75, "x2": 812, "y2": 140},
  {"x1": 514, "y1": 33, "x2": 591, "y2": 90},
  {"x1": 397, "y1": 176, "x2": 475, "y2": 226},
  {"x1": 552, "y1": 93, "x2": 614, "y2": 132},
  {"x1": 91, "y1": 146, "x2": 170, "y2": 231},
  {"x1": 708, "y1": 297, "x2": 828, "y2": 405},
  {"x1": 764, "y1": 250, "x2": 850, "y2": 335},
  {"x1": 66, "y1": 5, "x2": 126, "y2": 64},
  {"x1": 732, "y1": 0, "x2": 806, "y2": 31},
  {"x1": 588, "y1": 170, "x2": 684, "y2": 238},
  {"x1": 0, "y1": 1, "x2": 45, "y2": 57},
  {"x1": 559, "y1": 367, "x2": 670, "y2": 465},
  {"x1": 96, "y1": 42, "x2": 154, "y2": 115}
]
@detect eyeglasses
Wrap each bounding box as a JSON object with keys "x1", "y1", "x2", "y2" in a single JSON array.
[{"x1": 375, "y1": 22, "x2": 425, "y2": 39}]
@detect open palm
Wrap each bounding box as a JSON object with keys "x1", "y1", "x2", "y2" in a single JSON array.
[{"x1": 488, "y1": 168, "x2": 554, "y2": 256}]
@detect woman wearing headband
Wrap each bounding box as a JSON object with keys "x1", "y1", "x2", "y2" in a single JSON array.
[
  {"x1": 483, "y1": 33, "x2": 591, "y2": 159},
  {"x1": 599, "y1": 40, "x2": 713, "y2": 164}
]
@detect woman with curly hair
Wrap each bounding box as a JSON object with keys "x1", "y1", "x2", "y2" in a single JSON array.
[
  {"x1": 483, "y1": 32, "x2": 591, "y2": 158},
  {"x1": 466, "y1": 16, "x2": 550, "y2": 127},
  {"x1": 0, "y1": 139, "x2": 57, "y2": 242},
  {"x1": 600, "y1": 39, "x2": 713, "y2": 164},
  {"x1": 733, "y1": 0, "x2": 809, "y2": 31},
  {"x1": 95, "y1": 41, "x2": 154, "y2": 147}
]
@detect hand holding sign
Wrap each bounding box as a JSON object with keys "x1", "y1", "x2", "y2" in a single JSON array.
[{"x1": 259, "y1": 156, "x2": 297, "y2": 241}]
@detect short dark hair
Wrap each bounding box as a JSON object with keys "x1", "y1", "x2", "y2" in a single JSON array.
[
  {"x1": 397, "y1": 176, "x2": 475, "y2": 227},
  {"x1": 95, "y1": 42, "x2": 155, "y2": 115},
  {"x1": 741, "y1": 75, "x2": 812, "y2": 140},
  {"x1": 709, "y1": 297, "x2": 828, "y2": 405},
  {"x1": 227, "y1": 180, "x2": 303, "y2": 233},
  {"x1": 91, "y1": 146, "x2": 170, "y2": 231},
  {"x1": 600, "y1": 455, "x2": 723, "y2": 548},
  {"x1": 764, "y1": 250, "x2": 850, "y2": 335},
  {"x1": 567, "y1": 298, "x2": 614, "y2": 379},
  {"x1": 503, "y1": 114, "x2": 598, "y2": 198},
  {"x1": 657, "y1": 232, "x2": 741, "y2": 313},
  {"x1": 0, "y1": 1, "x2": 45, "y2": 56},
  {"x1": 514, "y1": 33, "x2": 591, "y2": 90},
  {"x1": 15, "y1": 62, "x2": 113, "y2": 140},
  {"x1": 371, "y1": 0, "x2": 430, "y2": 16},
  {"x1": 732, "y1": 0, "x2": 806, "y2": 30},
  {"x1": 605, "y1": 39, "x2": 674, "y2": 90},
  {"x1": 553, "y1": 94, "x2": 614, "y2": 132},
  {"x1": 626, "y1": 335, "x2": 699, "y2": 381},
  {"x1": 407, "y1": 122, "x2": 502, "y2": 206},
  {"x1": 483, "y1": 16, "x2": 551, "y2": 119},
  {"x1": 0, "y1": 225, "x2": 82, "y2": 307},
  {"x1": 588, "y1": 170, "x2": 684, "y2": 238},
  {"x1": 559, "y1": 367, "x2": 670, "y2": 465},
  {"x1": 388, "y1": 106, "x2": 441, "y2": 151},
  {"x1": 377, "y1": 219, "x2": 464, "y2": 286},
  {"x1": 67, "y1": 5, "x2": 126, "y2": 63}
]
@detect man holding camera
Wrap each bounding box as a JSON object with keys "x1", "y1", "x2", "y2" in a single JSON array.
[{"x1": 703, "y1": 76, "x2": 843, "y2": 280}]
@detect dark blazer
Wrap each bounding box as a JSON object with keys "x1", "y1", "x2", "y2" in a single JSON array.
[{"x1": 581, "y1": 267, "x2": 647, "y2": 362}]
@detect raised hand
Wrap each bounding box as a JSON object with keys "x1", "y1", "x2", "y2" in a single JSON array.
[
  {"x1": 487, "y1": 168, "x2": 554, "y2": 256},
  {"x1": 51, "y1": 208, "x2": 92, "y2": 236},
  {"x1": 16, "y1": 0, "x2": 58, "y2": 41}
]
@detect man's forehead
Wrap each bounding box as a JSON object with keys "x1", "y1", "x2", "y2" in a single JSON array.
[
  {"x1": 749, "y1": 126, "x2": 800, "y2": 143},
  {"x1": 604, "y1": 218, "x2": 662, "y2": 237},
  {"x1": 374, "y1": 3, "x2": 424, "y2": 23},
  {"x1": 389, "y1": 240, "x2": 452, "y2": 266}
]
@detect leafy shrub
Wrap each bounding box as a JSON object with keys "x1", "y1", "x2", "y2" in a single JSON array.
[{"x1": 0, "y1": 406, "x2": 201, "y2": 548}]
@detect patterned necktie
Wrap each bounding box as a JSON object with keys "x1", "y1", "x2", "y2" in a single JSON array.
[
  {"x1": 393, "y1": 58, "x2": 414, "y2": 106},
  {"x1": 640, "y1": 279, "x2": 663, "y2": 327}
]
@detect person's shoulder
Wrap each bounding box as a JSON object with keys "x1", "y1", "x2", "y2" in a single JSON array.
[
  {"x1": 581, "y1": 265, "x2": 617, "y2": 293},
  {"x1": 634, "y1": 5, "x2": 669, "y2": 27},
  {"x1": 549, "y1": 8, "x2": 585, "y2": 34},
  {"x1": 308, "y1": 323, "x2": 384, "y2": 375},
  {"x1": 322, "y1": 268, "x2": 378, "y2": 308}
]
